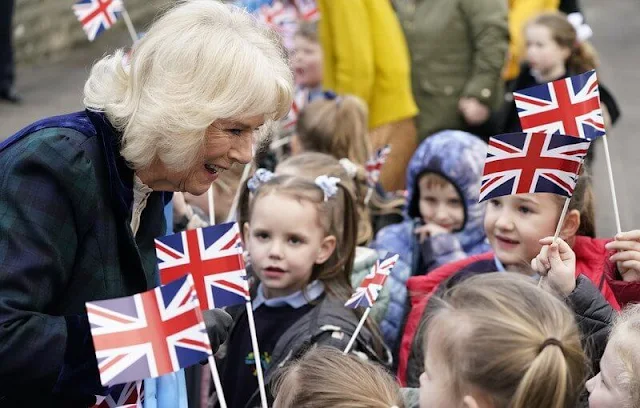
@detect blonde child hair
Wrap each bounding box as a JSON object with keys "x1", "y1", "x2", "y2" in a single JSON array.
[
  {"x1": 425, "y1": 273, "x2": 586, "y2": 408},
  {"x1": 607, "y1": 304, "x2": 640, "y2": 407},
  {"x1": 295, "y1": 94, "x2": 372, "y2": 166},
  {"x1": 527, "y1": 12, "x2": 599, "y2": 75},
  {"x1": 272, "y1": 346, "x2": 404, "y2": 408}
]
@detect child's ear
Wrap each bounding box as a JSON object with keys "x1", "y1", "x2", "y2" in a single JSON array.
[
  {"x1": 243, "y1": 222, "x2": 251, "y2": 249},
  {"x1": 315, "y1": 235, "x2": 337, "y2": 265},
  {"x1": 559, "y1": 209, "x2": 581, "y2": 240}
]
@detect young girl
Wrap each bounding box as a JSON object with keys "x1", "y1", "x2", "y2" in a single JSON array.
[
  {"x1": 217, "y1": 173, "x2": 388, "y2": 408},
  {"x1": 274, "y1": 152, "x2": 403, "y2": 325},
  {"x1": 272, "y1": 346, "x2": 405, "y2": 408},
  {"x1": 292, "y1": 93, "x2": 405, "y2": 237},
  {"x1": 501, "y1": 11, "x2": 620, "y2": 134},
  {"x1": 419, "y1": 272, "x2": 587, "y2": 408},
  {"x1": 587, "y1": 304, "x2": 640, "y2": 408},
  {"x1": 397, "y1": 170, "x2": 640, "y2": 385}
]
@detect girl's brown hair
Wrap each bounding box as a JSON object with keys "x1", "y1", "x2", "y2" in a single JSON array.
[
  {"x1": 277, "y1": 152, "x2": 373, "y2": 245},
  {"x1": 426, "y1": 273, "x2": 586, "y2": 408},
  {"x1": 609, "y1": 304, "x2": 640, "y2": 408},
  {"x1": 240, "y1": 174, "x2": 357, "y2": 300},
  {"x1": 553, "y1": 166, "x2": 596, "y2": 237},
  {"x1": 295, "y1": 94, "x2": 372, "y2": 167},
  {"x1": 272, "y1": 346, "x2": 404, "y2": 408},
  {"x1": 528, "y1": 12, "x2": 599, "y2": 75}
]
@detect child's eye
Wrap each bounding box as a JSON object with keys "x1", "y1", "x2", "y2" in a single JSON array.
[
  {"x1": 448, "y1": 199, "x2": 462, "y2": 207},
  {"x1": 489, "y1": 199, "x2": 501, "y2": 208},
  {"x1": 518, "y1": 206, "x2": 533, "y2": 214},
  {"x1": 422, "y1": 196, "x2": 437, "y2": 204},
  {"x1": 288, "y1": 235, "x2": 305, "y2": 245},
  {"x1": 254, "y1": 231, "x2": 269, "y2": 240}
]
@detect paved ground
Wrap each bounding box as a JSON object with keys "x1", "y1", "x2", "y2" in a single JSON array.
[{"x1": 2, "y1": 0, "x2": 638, "y2": 237}]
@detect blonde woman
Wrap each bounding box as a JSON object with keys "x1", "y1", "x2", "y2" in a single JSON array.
[
  {"x1": 273, "y1": 346, "x2": 404, "y2": 408},
  {"x1": 0, "y1": 1, "x2": 293, "y2": 406}
]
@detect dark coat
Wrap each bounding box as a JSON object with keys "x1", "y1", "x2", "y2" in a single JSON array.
[{"x1": 0, "y1": 110, "x2": 169, "y2": 407}]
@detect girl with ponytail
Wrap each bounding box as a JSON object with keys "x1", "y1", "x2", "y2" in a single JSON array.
[
  {"x1": 501, "y1": 11, "x2": 620, "y2": 135},
  {"x1": 419, "y1": 273, "x2": 587, "y2": 408}
]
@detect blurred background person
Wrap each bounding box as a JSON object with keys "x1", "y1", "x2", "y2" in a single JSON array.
[{"x1": 0, "y1": 0, "x2": 20, "y2": 103}]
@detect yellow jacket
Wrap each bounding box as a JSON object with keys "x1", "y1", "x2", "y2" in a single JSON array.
[
  {"x1": 318, "y1": 0, "x2": 418, "y2": 128},
  {"x1": 504, "y1": 0, "x2": 559, "y2": 80}
]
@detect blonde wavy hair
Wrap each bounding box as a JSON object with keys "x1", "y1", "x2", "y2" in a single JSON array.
[
  {"x1": 609, "y1": 304, "x2": 640, "y2": 408},
  {"x1": 84, "y1": 0, "x2": 294, "y2": 171},
  {"x1": 426, "y1": 273, "x2": 586, "y2": 408},
  {"x1": 272, "y1": 346, "x2": 404, "y2": 408}
]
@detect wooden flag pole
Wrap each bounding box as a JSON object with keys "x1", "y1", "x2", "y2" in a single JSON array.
[
  {"x1": 207, "y1": 355, "x2": 228, "y2": 408},
  {"x1": 601, "y1": 135, "x2": 622, "y2": 234},
  {"x1": 539, "y1": 197, "x2": 571, "y2": 287},
  {"x1": 343, "y1": 307, "x2": 371, "y2": 354},
  {"x1": 207, "y1": 185, "x2": 216, "y2": 225},
  {"x1": 120, "y1": 8, "x2": 139, "y2": 44},
  {"x1": 245, "y1": 302, "x2": 269, "y2": 408}
]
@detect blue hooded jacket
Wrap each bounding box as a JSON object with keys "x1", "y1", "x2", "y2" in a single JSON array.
[{"x1": 370, "y1": 130, "x2": 490, "y2": 350}]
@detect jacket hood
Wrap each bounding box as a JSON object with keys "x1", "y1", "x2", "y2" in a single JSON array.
[{"x1": 405, "y1": 130, "x2": 488, "y2": 253}]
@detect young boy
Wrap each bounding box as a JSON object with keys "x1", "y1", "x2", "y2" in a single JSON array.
[{"x1": 370, "y1": 130, "x2": 490, "y2": 351}]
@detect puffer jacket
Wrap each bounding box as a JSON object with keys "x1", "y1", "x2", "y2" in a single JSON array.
[{"x1": 371, "y1": 130, "x2": 490, "y2": 351}]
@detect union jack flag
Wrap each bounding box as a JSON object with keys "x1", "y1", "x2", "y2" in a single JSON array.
[
  {"x1": 365, "y1": 145, "x2": 392, "y2": 187},
  {"x1": 72, "y1": 0, "x2": 123, "y2": 42},
  {"x1": 293, "y1": 0, "x2": 319, "y2": 21},
  {"x1": 479, "y1": 132, "x2": 591, "y2": 202},
  {"x1": 93, "y1": 381, "x2": 143, "y2": 408},
  {"x1": 155, "y1": 223, "x2": 250, "y2": 310},
  {"x1": 86, "y1": 274, "x2": 211, "y2": 386},
  {"x1": 281, "y1": 88, "x2": 310, "y2": 130},
  {"x1": 514, "y1": 70, "x2": 605, "y2": 140},
  {"x1": 345, "y1": 254, "x2": 399, "y2": 309}
]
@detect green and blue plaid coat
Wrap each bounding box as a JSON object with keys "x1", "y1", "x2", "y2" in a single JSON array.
[{"x1": 0, "y1": 110, "x2": 169, "y2": 407}]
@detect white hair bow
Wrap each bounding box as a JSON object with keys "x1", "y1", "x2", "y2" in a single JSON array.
[
  {"x1": 247, "y1": 168, "x2": 274, "y2": 192},
  {"x1": 339, "y1": 158, "x2": 358, "y2": 179},
  {"x1": 314, "y1": 175, "x2": 340, "y2": 201},
  {"x1": 567, "y1": 12, "x2": 593, "y2": 43}
]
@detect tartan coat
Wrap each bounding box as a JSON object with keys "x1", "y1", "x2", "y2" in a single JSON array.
[{"x1": 0, "y1": 110, "x2": 170, "y2": 407}]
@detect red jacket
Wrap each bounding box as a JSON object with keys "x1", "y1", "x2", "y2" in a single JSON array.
[{"x1": 396, "y1": 236, "x2": 625, "y2": 386}]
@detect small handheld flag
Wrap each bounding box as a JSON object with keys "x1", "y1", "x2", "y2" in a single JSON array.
[
  {"x1": 345, "y1": 253, "x2": 399, "y2": 309},
  {"x1": 343, "y1": 253, "x2": 399, "y2": 354},
  {"x1": 155, "y1": 222, "x2": 250, "y2": 311},
  {"x1": 86, "y1": 274, "x2": 210, "y2": 386},
  {"x1": 479, "y1": 132, "x2": 590, "y2": 202},
  {"x1": 72, "y1": 0, "x2": 123, "y2": 42},
  {"x1": 514, "y1": 70, "x2": 604, "y2": 140},
  {"x1": 365, "y1": 145, "x2": 392, "y2": 188}
]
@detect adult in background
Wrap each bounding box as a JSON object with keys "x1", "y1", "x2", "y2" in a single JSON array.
[
  {"x1": 394, "y1": 0, "x2": 508, "y2": 140},
  {"x1": 0, "y1": 1, "x2": 293, "y2": 407},
  {"x1": 318, "y1": 0, "x2": 419, "y2": 192},
  {"x1": 0, "y1": 0, "x2": 20, "y2": 103}
]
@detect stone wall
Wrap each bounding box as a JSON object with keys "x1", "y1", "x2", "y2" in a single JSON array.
[{"x1": 14, "y1": 0, "x2": 170, "y2": 64}]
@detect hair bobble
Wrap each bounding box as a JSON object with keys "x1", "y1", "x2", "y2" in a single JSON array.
[
  {"x1": 247, "y1": 168, "x2": 274, "y2": 192},
  {"x1": 339, "y1": 158, "x2": 358, "y2": 179},
  {"x1": 538, "y1": 338, "x2": 564, "y2": 355},
  {"x1": 315, "y1": 175, "x2": 340, "y2": 201},
  {"x1": 567, "y1": 12, "x2": 593, "y2": 44}
]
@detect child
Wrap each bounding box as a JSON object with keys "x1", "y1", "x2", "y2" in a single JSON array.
[
  {"x1": 501, "y1": 11, "x2": 620, "y2": 134},
  {"x1": 370, "y1": 130, "x2": 490, "y2": 351},
  {"x1": 272, "y1": 346, "x2": 405, "y2": 408},
  {"x1": 419, "y1": 272, "x2": 587, "y2": 408},
  {"x1": 275, "y1": 152, "x2": 402, "y2": 324},
  {"x1": 217, "y1": 174, "x2": 388, "y2": 408},
  {"x1": 587, "y1": 304, "x2": 640, "y2": 408},
  {"x1": 396, "y1": 169, "x2": 640, "y2": 385},
  {"x1": 292, "y1": 93, "x2": 405, "y2": 237}
]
